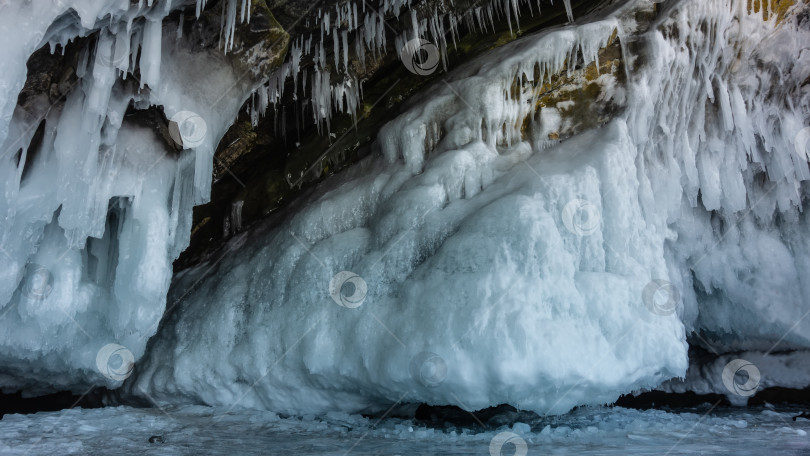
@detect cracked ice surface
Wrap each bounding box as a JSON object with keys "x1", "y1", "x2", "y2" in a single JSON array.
[{"x1": 1, "y1": 404, "x2": 809, "y2": 455}]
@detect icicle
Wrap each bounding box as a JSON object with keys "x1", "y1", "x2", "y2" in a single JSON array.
[
  {"x1": 333, "y1": 30, "x2": 340, "y2": 70},
  {"x1": 410, "y1": 10, "x2": 419, "y2": 41},
  {"x1": 342, "y1": 30, "x2": 349, "y2": 73},
  {"x1": 176, "y1": 13, "x2": 184, "y2": 40},
  {"x1": 364, "y1": 12, "x2": 375, "y2": 56},
  {"x1": 258, "y1": 83, "x2": 269, "y2": 114},
  {"x1": 250, "y1": 93, "x2": 259, "y2": 127},
  {"x1": 140, "y1": 18, "x2": 163, "y2": 88},
  {"x1": 562, "y1": 0, "x2": 574, "y2": 22},
  {"x1": 291, "y1": 39, "x2": 302, "y2": 87},
  {"x1": 377, "y1": 12, "x2": 387, "y2": 53},
  {"x1": 355, "y1": 32, "x2": 366, "y2": 70},
  {"x1": 318, "y1": 39, "x2": 325, "y2": 68},
  {"x1": 448, "y1": 14, "x2": 459, "y2": 49},
  {"x1": 220, "y1": 0, "x2": 238, "y2": 53},
  {"x1": 503, "y1": 0, "x2": 513, "y2": 35}
]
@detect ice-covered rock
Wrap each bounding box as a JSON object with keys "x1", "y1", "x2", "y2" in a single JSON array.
[{"x1": 126, "y1": 0, "x2": 810, "y2": 415}]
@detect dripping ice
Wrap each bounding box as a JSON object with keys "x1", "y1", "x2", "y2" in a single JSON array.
[{"x1": 0, "y1": 0, "x2": 255, "y2": 391}]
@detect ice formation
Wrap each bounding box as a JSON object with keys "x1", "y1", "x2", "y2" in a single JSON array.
[
  {"x1": 0, "y1": 0, "x2": 261, "y2": 393},
  {"x1": 0, "y1": 0, "x2": 808, "y2": 419},
  {"x1": 254, "y1": 0, "x2": 575, "y2": 141},
  {"x1": 126, "y1": 0, "x2": 810, "y2": 414}
]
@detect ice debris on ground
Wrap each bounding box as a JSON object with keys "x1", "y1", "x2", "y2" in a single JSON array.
[{"x1": 2, "y1": 405, "x2": 809, "y2": 455}]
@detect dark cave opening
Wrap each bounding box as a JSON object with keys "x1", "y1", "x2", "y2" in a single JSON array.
[
  {"x1": 5, "y1": 385, "x2": 810, "y2": 430},
  {"x1": 0, "y1": 388, "x2": 108, "y2": 420}
]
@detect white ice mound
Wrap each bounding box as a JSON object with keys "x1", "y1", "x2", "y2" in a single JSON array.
[
  {"x1": 128, "y1": 18, "x2": 690, "y2": 416},
  {"x1": 0, "y1": 0, "x2": 257, "y2": 393}
]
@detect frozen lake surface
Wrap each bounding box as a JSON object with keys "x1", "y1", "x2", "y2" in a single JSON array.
[{"x1": 0, "y1": 404, "x2": 806, "y2": 455}]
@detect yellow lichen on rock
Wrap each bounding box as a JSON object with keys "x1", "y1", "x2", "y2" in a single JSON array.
[{"x1": 747, "y1": 0, "x2": 803, "y2": 22}]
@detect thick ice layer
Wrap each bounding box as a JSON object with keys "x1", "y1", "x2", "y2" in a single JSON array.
[
  {"x1": 0, "y1": 0, "x2": 257, "y2": 393},
  {"x1": 130, "y1": 0, "x2": 810, "y2": 414}
]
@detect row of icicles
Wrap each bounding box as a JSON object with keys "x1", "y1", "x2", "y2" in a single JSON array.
[{"x1": 247, "y1": 0, "x2": 575, "y2": 142}]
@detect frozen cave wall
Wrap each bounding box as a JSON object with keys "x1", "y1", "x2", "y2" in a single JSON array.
[
  {"x1": 0, "y1": 0, "x2": 288, "y2": 394},
  {"x1": 124, "y1": 0, "x2": 810, "y2": 415}
]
